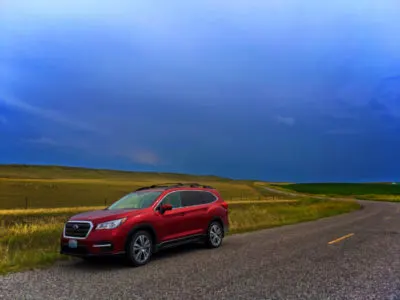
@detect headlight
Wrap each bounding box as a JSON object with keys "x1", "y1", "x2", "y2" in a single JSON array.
[{"x1": 96, "y1": 218, "x2": 127, "y2": 230}]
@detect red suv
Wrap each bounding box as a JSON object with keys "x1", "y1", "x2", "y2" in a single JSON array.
[{"x1": 60, "y1": 183, "x2": 229, "y2": 266}]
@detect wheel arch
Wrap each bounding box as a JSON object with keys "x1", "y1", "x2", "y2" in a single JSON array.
[
  {"x1": 208, "y1": 216, "x2": 225, "y2": 237},
  {"x1": 124, "y1": 223, "x2": 158, "y2": 251}
]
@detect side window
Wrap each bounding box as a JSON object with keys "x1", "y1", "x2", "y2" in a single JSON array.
[
  {"x1": 160, "y1": 192, "x2": 182, "y2": 209},
  {"x1": 181, "y1": 191, "x2": 213, "y2": 207},
  {"x1": 200, "y1": 191, "x2": 217, "y2": 204}
]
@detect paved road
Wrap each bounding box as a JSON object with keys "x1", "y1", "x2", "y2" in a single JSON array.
[{"x1": 1, "y1": 200, "x2": 400, "y2": 300}]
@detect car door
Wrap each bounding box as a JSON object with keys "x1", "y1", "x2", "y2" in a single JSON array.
[
  {"x1": 180, "y1": 191, "x2": 212, "y2": 236},
  {"x1": 155, "y1": 191, "x2": 186, "y2": 242}
]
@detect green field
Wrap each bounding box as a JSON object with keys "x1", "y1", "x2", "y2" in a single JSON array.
[
  {"x1": 0, "y1": 198, "x2": 360, "y2": 275},
  {"x1": 278, "y1": 183, "x2": 400, "y2": 201},
  {"x1": 0, "y1": 165, "x2": 278, "y2": 209}
]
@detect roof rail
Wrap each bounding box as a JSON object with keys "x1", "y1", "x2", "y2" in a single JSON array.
[
  {"x1": 182, "y1": 183, "x2": 214, "y2": 189},
  {"x1": 135, "y1": 182, "x2": 214, "y2": 191}
]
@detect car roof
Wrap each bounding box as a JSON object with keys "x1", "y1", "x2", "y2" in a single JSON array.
[{"x1": 135, "y1": 183, "x2": 215, "y2": 193}]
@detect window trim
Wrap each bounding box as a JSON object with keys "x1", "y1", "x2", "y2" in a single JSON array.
[{"x1": 153, "y1": 189, "x2": 218, "y2": 212}]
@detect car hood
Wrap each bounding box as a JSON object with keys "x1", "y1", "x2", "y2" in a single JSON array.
[{"x1": 69, "y1": 209, "x2": 144, "y2": 223}]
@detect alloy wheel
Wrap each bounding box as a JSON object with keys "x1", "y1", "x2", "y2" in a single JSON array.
[
  {"x1": 132, "y1": 234, "x2": 151, "y2": 264},
  {"x1": 209, "y1": 223, "x2": 223, "y2": 247}
]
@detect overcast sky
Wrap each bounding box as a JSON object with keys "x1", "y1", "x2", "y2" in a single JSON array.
[{"x1": 1, "y1": 0, "x2": 400, "y2": 182}]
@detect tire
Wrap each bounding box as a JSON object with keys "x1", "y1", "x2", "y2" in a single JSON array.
[
  {"x1": 125, "y1": 230, "x2": 153, "y2": 267},
  {"x1": 205, "y1": 221, "x2": 224, "y2": 248}
]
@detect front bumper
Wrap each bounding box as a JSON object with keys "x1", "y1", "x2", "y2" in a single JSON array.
[
  {"x1": 60, "y1": 226, "x2": 127, "y2": 257},
  {"x1": 60, "y1": 240, "x2": 125, "y2": 257}
]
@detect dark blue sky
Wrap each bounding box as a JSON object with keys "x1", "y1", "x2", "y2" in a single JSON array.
[{"x1": 1, "y1": 1, "x2": 400, "y2": 182}]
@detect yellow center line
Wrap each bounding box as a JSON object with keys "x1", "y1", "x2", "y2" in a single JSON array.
[{"x1": 328, "y1": 233, "x2": 354, "y2": 245}]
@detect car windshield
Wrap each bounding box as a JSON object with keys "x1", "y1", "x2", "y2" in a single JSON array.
[{"x1": 107, "y1": 191, "x2": 162, "y2": 210}]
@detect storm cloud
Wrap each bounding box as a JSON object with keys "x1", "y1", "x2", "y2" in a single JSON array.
[{"x1": 1, "y1": 0, "x2": 400, "y2": 182}]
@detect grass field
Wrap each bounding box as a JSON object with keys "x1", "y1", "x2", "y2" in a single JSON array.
[
  {"x1": 278, "y1": 183, "x2": 400, "y2": 202},
  {"x1": 0, "y1": 198, "x2": 360, "y2": 275},
  {"x1": 0, "y1": 165, "x2": 280, "y2": 209}
]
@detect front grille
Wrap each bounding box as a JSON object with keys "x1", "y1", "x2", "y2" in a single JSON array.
[{"x1": 64, "y1": 221, "x2": 92, "y2": 238}]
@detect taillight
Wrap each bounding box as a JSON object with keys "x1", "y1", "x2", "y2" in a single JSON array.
[{"x1": 221, "y1": 201, "x2": 228, "y2": 210}]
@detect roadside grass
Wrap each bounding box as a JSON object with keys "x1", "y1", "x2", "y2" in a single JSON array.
[
  {"x1": 229, "y1": 198, "x2": 360, "y2": 234},
  {"x1": 0, "y1": 198, "x2": 360, "y2": 275}
]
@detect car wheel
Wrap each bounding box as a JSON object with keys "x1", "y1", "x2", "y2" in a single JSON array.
[
  {"x1": 126, "y1": 230, "x2": 153, "y2": 267},
  {"x1": 206, "y1": 221, "x2": 224, "y2": 248}
]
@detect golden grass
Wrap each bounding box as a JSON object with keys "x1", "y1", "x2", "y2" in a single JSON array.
[
  {"x1": 0, "y1": 206, "x2": 105, "y2": 216},
  {"x1": 0, "y1": 200, "x2": 299, "y2": 216},
  {"x1": 0, "y1": 165, "x2": 290, "y2": 209},
  {"x1": 0, "y1": 178, "x2": 274, "y2": 209}
]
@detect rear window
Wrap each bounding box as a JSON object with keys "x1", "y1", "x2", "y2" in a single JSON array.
[
  {"x1": 181, "y1": 191, "x2": 217, "y2": 207},
  {"x1": 200, "y1": 191, "x2": 217, "y2": 204}
]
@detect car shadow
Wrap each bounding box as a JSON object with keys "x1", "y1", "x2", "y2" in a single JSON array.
[
  {"x1": 64, "y1": 256, "x2": 126, "y2": 271},
  {"x1": 65, "y1": 242, "x2": 207, "y2": 271},
  {"x1": 151, "y1": 242, "x2": 205, "y2": 262}
]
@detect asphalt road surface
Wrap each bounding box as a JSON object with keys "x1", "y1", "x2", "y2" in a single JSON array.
[{"x1": 1, "y1": 200, "x2": 400, "y2": 300}]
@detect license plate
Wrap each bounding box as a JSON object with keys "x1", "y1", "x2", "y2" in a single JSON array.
[{"x1": 68, "y1": 239, "x2": 78, "y2": 248}]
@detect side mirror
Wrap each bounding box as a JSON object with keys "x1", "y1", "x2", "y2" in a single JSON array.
[{"x1": 160, "y1": 204, "x2": 173, "y2": 214}]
